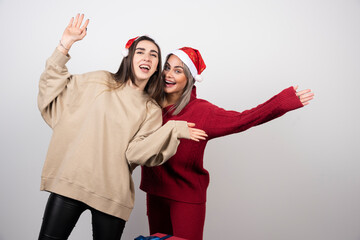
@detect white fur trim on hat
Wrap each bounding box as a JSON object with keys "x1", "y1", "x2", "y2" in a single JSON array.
[
  {"x1": 171, "y1": 50, "x2": 198, "y2": 79},
  {"x1": 195, "y1": 75, "x2": 203, "y2": 82},
  {"x1": 122, "y1": 48, "x2": 129, "y2": 57}
]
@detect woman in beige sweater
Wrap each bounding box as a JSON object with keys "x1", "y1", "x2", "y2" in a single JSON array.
[{"x1": 37, "y1": 14, "x2": 207, "y2": 240}]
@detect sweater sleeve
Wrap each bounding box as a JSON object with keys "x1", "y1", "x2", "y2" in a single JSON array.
[
  {"x1": 126, "y1": 102, "x2": 190, "y2": 169},
  {"x1": 206, "y1": 87, "x2": 304, "y2": 139},
  {"x1": 37, "y1": 48, "x2": 74, "y2": 128}
]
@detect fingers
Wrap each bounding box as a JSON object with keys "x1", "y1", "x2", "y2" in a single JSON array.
[
  {"x1": 190, "y1": 134, "x2": 206, "y2": 141},
  {"x1": 193, "y1": 136, "x2": 206, "y2": 141},
  {"x1": 189, "y1": 127, "x2": 208, "y2": 142},
  {"x1": 296, "y1": 89, "x2": 311, "y2": 97},
  {"x1": 300, "y1": 95, "x2": 314, "y2": 104},
  {"x1": 67, "y1": 17, "x2": 74, "y2": 28},
  {"x1": 73, "y1": 13, "x2": 80, "y2": 27},
  {"x1": 298, "y1": 92, "x2": 314, "y2": 106},
  {"x1": 294, "y1": 87, "x2": 314, "y2": 106},
  {"x1": 191, "y1": 134, "x2": 207, "y2": 141},
  {"x1": 76, "y1": 14, "x2": 84, "y2": 28},
  {"x1": 187, "y1": 122, "x2": 195, "y2": 127},
  {"x1": 293, "y1": 85, "x2": 298, "y2": 91},
  {"x1": 70, "y1": 13, "x2": 88, "y2": 30},
  {"x1": 80, "y1": 29, "x2": 87, "y2": 39},
  {"x1": 191, "y1": 128, "x2": 207, "y2": 137},
  {"x1": 297, "y1": 91, "x2": 314, "y2": 99},
  {"x1": 188, "y1": 123, "x2": 208, "y2": 142},
  {"x1": 300, "y1": 92, "x2": 314, "y2": 98},
  {"x1": 79, "y1": 19, "x2": 89, "y2": 38},
  {"x1": 80, "y1": 19, "x2": 90, "y2": 32},
  {"x1": 190, "y1": 137, "x2": 200, "y2": 142}
]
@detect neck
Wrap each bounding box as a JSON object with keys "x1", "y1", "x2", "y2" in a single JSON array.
[
  {"x1": 163, "y1": 92, "x2": 181, "y2": 107},
  {"x1": 129, "y1": 78, "x2": 148, "y2": 91}
]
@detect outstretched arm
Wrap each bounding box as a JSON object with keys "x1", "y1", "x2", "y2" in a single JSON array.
[
  {"x1": 205, "y1": 86, "x2": 310, "y2": 139},
  {"x1": 57, "y1": 13, "x2": 89, "y2": 55}
]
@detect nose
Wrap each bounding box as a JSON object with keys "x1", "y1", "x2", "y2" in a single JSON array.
[
  {"x1": 143, "y1": 53, "x2": 151, "y2": 62},
  {"x1": 164, "y1": 69, "x2": 173, "y2": 78}
]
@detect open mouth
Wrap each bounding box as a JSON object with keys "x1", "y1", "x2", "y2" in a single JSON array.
[
  {"x1": 139, "y1": 64, "x2": 150, "y2": 72},
  {"x1": 164, "y1": 79, "x2": 176, "y2": 86}
]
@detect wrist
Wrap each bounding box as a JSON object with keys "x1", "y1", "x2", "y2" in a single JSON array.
[
  {"x1": 59, "y1": 40, "x2": 72, "y2": 50},
  {"x1": 57, "y1": 41, "x2": 70, "y2": 55}
]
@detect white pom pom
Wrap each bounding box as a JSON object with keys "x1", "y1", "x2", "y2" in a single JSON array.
[
  {"x1": 122, "y1": 48, "x2": 129, "y2": 57},
  {"x1": 195, "y1": 75, "x2": 203, "y2": 82}
]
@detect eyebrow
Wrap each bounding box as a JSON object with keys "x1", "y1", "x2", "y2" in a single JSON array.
[
  {"x1": 165, "y1": 62, "x2": 184, "y2": 69},
  {"x1": 135, "y1": 47, "x2": 159, "y2": 55}
]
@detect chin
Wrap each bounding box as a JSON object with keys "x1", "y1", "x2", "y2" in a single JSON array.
[
  {"x1": 164, "y1": 89, "x2": 177, "y2": 95},
  {"x1": 136, "y1": 72, "x2": 154, "y2": 81},
  {"x1": 138, "y1": 75, "x2": 151, "y2": 82}
]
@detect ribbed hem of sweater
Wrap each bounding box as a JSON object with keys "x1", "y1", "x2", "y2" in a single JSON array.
[{"x1": 41, "y1": 177, "x2": 132, "y2": 221}]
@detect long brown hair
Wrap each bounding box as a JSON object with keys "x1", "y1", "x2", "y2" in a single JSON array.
[{"x1": 112, "y1": 36, "x2": 164, "y2": 105}]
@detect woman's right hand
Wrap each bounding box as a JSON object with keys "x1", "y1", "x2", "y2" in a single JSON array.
[
  {"x1": 187, "y1": 123, "x2": 208, "y2": 142},
  {"x1": 57, "y1": 14, "x2": 89, "y2": 55}
]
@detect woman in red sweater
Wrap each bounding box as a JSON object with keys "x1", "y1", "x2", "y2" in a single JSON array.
[{"x1": 140, "y1": 47, "x2": 314, "y2": 240}]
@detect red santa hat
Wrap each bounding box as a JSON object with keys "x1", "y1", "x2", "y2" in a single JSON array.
[
  {"x1": 122, "y1": 36, "x2": 139, "y2": 57},
  {"x1": 170, "y1": 47, "x2": 206, "y2": 82}
]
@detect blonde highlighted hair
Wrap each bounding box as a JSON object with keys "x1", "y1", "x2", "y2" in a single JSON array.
[{"x1": 165, "y1": 54, "x2": 195, "y2": 116}]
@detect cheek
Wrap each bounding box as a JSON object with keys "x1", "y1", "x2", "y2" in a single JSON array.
[
  {"x1": 177, "y1": 77, "x2": 187, "y2": 89},
  {"x1": 132, "y1": 57, "x2": 138, "y2": 67},
  {"x1": 153, "y1": 59, "x2": 159, "y2": 69}
]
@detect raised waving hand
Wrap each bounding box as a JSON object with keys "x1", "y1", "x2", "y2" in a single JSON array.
[{"x1": 57, "y1": 14, "x2": 89, "y2": 55}]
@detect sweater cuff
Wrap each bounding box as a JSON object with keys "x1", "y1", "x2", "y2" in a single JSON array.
[
  {"x1": 174, "y1": 120, "x2": 190, "y2": 139},
  {"x1": 50, "y1": 48, "x2": 71, "y2": 67},
  {"x1": 279, "y1": 86, "x2": 304, "y2": 111}
]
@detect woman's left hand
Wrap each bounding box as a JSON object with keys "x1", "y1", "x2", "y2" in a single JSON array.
[
  {"x1": 294, "y1": 85, "x2": 314, "y2": 106},
  {"x1": 58, "y1": 14, "x2": 89, "y2": 55}
]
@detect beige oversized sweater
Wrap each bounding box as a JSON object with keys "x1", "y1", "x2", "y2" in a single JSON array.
[{"x1": 38, "y1": 48, "x2": 190, "y2": 221}]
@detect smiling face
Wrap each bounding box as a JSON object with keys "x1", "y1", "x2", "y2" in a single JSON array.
[
  {"x1": 132, "y1": 40, "x2": 159, "y2": 88},
  {"x1": 163, "y1": 54, "x2": 189, "y2": 100}
]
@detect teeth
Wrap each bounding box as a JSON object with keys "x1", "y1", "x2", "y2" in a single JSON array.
[
  {"x1": 140, "y1": 65, "x2": 150, "y2": 70},
  {"x1": 165, "y1": 80, "x2": 175, "y2": 84}
]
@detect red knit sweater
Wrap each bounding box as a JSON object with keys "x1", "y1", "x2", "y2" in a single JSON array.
[{"x1": 140, "y1": 86, "x2": 303, "y2": 203}]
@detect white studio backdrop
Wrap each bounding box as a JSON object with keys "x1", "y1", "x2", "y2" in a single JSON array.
[{"x1": 0, "y1": 0, "x2": 359, "y2": 239}]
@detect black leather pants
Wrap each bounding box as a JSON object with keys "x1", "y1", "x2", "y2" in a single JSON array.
[{"x1": 38, "y1": 193, "x2": 126, "y2": 240}]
